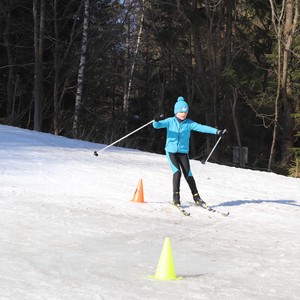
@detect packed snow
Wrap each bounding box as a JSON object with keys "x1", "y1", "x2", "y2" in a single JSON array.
[{"x1": 0, "y1": 124, "x2": 299, "y2": 300}]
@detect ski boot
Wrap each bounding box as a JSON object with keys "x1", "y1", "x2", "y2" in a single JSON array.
[
  {"x1": 193, "y1": 193, "x2": 207, "y2": 208},
  {"x1": 173, "y1": 192, "x2": 181, "y2": 206}
]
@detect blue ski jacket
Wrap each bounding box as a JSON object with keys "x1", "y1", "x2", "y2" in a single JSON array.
[{"x1": 153, "y1": 117, "x2": 218, "y2": 154}]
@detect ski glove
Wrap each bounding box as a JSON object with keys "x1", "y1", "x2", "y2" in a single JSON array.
[
  {"x1": 153, "y1": 114, "x2": 165, "y2": 122},
  {"x1": 217, "y1": 129, "x2": 227, "y2": 136}
]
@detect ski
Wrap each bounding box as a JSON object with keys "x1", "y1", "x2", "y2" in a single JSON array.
[
  {"x1": 172, "y1": 203, "x2": 191, "y2": 216},
  {"x1": 195, "y1": 203, "x2": 229, "y2": 217},
  {"x1": 205, "y1": 206, "x2": 229, "y2": 217},
  {"x1": 171, "y1": 202, "x2": 229, "y2": 217}
]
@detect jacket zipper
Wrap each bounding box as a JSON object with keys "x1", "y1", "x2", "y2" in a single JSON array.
[{"x1": 177, "y1": 121, "x2": 181, "y2": 152}]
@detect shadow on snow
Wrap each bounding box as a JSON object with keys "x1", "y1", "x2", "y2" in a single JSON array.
[{"x1": 213, "y1": 199, "x2": 300, "y2": 208}]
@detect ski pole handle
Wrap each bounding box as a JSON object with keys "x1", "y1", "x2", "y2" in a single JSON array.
[{"x1": 94, "y1": 119, "x2": 154, "y2": 155}]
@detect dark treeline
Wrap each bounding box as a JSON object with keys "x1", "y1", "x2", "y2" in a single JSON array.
[{"x1": 0, "y1": 0, "x2": 299, "y2": 176}]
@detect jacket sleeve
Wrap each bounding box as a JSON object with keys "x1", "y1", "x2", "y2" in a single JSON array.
[
  {"x1": 153, "y1": 118, "x2": 170, "y2": 129},
  {"x1": 190, "y1": 121, "x2": 218, "y2": 135}
]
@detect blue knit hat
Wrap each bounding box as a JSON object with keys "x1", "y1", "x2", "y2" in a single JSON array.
[{"x1": 174, "y1": 96, "x2": 189, "y2": 114}]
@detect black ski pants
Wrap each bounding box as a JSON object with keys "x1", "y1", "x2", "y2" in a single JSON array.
[{"x1": 166, "y1": 152, "x2": 198, "y2": 195}]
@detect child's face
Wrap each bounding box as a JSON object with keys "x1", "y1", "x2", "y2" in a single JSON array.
[{"x1": 176, "y1": 112, "x2": 188, "y2": 121}]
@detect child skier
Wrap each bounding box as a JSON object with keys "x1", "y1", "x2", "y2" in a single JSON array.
[{"x1": 153, "y1": 96, "x2": 227, "y2": 207}]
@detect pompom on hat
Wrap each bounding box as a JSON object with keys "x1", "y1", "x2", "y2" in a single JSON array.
[{"x1": 174, "y1": 96, "x2": 189, "y2": 114}]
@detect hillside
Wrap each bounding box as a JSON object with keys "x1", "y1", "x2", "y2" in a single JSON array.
[{"x1": 0, "y1": 125, "x2": 299, "y2": 300}]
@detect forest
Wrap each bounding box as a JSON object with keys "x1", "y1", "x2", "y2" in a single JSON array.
[{"x1": 0, "y1": 0, "x2": 299, "y2": 177}]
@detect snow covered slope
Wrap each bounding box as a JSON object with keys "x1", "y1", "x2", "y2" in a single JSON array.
[{"x1": 0, "y1": 124, "x2": 299, "y2": 299}]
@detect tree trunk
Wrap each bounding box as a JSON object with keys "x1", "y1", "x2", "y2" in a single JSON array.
[
  {"x1": 231, "y1": 87, "x2": 244, "y2": 166},
  {"x1": 268, "y1": 0, "x2": 283, "y2": 171},
  {"x1": 268, "y1": 0, "x2": 299, "y2": 168},
  {"x1": 73, "y1": 0, "x2": 89, "y2": 138},
  {"x1": 225, "y1": 0, "x2": 233, "y2": 67},
  {"x1": 123, "y1": 0, "x2": 144, "y2": 114},
  {"x1": 280, "y1": 0, "x2": 298, "y2": 165},
  {"x1": 52, "y1": 0, "x2": 83, "y2": 135},
  {"x1": 53, "y1": 0, "x2": 59, "y2": 135},
  {"x1": 1, "y1": 1, "x2": 15, "y2": 122},
  {"x1": 33, "y1": 0, "x2": 45, "y2": 132}
]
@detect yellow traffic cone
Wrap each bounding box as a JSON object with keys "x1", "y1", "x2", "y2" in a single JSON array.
[
  {"x1": 131, "y1": 179, "x2": 145, "y2": 203},
  {"x1": 149, "y1": 237, "x2": 182, "y2": 280}
]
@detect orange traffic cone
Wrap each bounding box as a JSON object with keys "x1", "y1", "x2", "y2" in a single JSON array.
[{"x1": 131, "y1": 179, "x2": 145, "y2": 203}]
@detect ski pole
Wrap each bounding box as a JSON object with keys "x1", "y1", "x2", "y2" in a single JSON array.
[
  {"x1": 94, "y1": 119, "x2": 154, "y2": 156},
  {"x1": 201, "y1": 136, "x2": 222, "y2": 164}
]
